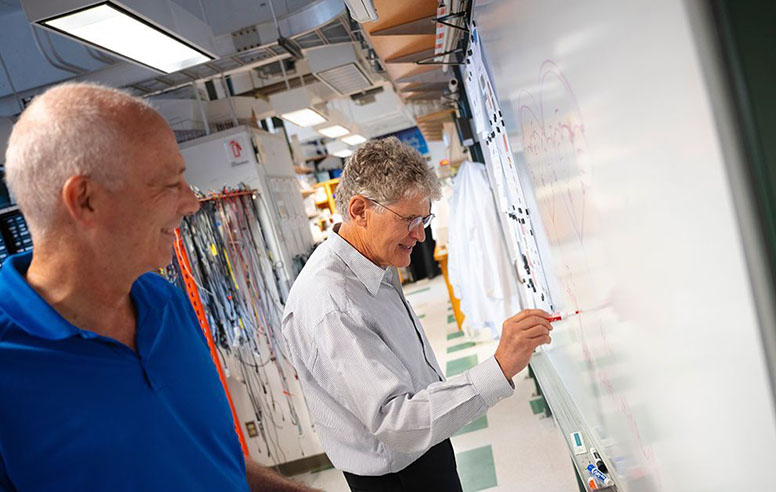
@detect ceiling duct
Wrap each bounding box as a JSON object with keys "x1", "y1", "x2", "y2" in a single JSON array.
[
  {"x1": 277, "y1": 36, "x2": 303, "y2": 60},
  {"x1": 306, "y1": 44, "x2": 375, "y2": 96},
  {"x1": 350, "y1": 86, "x2": 384, "y2": 106},
  {"x1": 343, "y1": 0, "x2": 378, "y2": 23},
  {"x1": 317, "y1": 63, "x2": 372, "y2": 96}
]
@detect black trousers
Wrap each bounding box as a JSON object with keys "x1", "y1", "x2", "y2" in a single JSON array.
[{"x1": 343, "y1": 439, "x2": 463, "y2": 492}]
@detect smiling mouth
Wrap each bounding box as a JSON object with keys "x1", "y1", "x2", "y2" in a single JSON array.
[
  {"x1": 161, "y1": 228, "x2": 176, "y2": 236},
  {"x1": 399, "y1": 244, "x2": 415, "y2": 251}
]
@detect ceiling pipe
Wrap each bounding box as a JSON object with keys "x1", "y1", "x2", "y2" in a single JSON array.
[
  {"x1": 191, "y1": 82, "x2": 210, "y2": 135},
  {"x1": 0, "y1": 52, "x2": 23, "y2": 113},
  {"x1": 29, "y1": 25, "x2": 83, "y2": 75},
  {"x1": 41, "y1": 29, "x2": 91, "y2": 74},
  {"x1": 85, "y1": 46, "x2": 117, "y2": 65}
]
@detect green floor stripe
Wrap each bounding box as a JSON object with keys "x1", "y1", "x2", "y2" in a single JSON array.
[
  {"x1": 418, "y1": 314, "x2": 426, "y2": 319},
  {"x1": 447, "y1": 331, "x2": 464, "y2": 341},
  {"x1": 447, "y1": 341, "x2": 476, "y2": 354},
  {"x1": 447, "y1": 314, "x2": 456, "y2": 324},
  {"x1": 405, "y1": 286, "x2": 431, "y2": 296},
  {"x1": 529, "y1": 397, "x2": 547, "y2": 415},
  {"x1": 446, "y1": 354, "x2": 478, "y2": 377},
  {"x1": 456, "y1": 445, "x2": 497, "y2": 492},
  {"x1": 455, "y1": 415, "x2": 488, "y2": 436},
  {"x1": 309, "y1": 463, "x2": 334, "y2": 474}
]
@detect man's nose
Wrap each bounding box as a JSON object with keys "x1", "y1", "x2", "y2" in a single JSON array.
[
  {"x1": 410, "y1": 222, "x2": 425, "y2": 242},
  {"x1": 180, "y1": 184, "x2": 200, "y2": 216}
]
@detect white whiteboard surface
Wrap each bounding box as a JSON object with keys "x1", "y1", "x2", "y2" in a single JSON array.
[{"x1": 473, "y1": 0, "x2": 776, "y2": 490}]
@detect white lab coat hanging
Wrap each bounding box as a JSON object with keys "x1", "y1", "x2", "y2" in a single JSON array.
[{"x1": 448, "y1": 161, "x2": 522, "y2": 339}]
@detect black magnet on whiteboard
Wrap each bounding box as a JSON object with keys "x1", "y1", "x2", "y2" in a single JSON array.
[
  {"x1": 499, "y1": 110, "x2": 503, "y2": 117},
  {"x1": 526, "y1": 208, "x2": 530, "y2": 215},
  {"x1": 496, "y1": 127, "x2": 501, "y2": 133},
  {"x1": 518, "y1": 208, "x2": 523, "y2": 214},
  {"x1": 490, "y1": 132, "x2": 495, "y2": 138},
  {"x1": 541, "y1": 293, "x2": 545, "y2": 301}
]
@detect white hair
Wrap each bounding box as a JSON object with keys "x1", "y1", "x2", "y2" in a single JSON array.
[{"x1": 4, "y1": 82, "x2": 156, "y2": 236}]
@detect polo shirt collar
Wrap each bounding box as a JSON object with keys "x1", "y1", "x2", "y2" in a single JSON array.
[
  {"x1": 0, "y1": 252, "x2": 80, "y2": 340},
  {"x1": 327, "y1": 224, "x2": 388, "y2": 296},
  {"x1": 0, "y1": 251, "x2": 168, "y2": 342}
]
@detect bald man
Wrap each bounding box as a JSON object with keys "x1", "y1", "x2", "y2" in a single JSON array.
[{"x1": 0, "y1": 83, "x2": 317, "y2": 492}]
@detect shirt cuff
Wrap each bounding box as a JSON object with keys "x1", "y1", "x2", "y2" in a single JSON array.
[{"x1": 468, "y1": 356, "x2": 515, "y2": 407}]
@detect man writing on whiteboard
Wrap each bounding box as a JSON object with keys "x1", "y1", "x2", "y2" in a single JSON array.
[{"x1": 282, "y1": 137, "x2": 553, "y2": 491}]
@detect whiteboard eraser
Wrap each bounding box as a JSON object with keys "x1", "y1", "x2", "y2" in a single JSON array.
[{"x1": 570, "y1": 431, "x2": 586, "y2": 455}]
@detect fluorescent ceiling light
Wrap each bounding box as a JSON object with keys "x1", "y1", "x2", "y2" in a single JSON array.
[
  {"x1": 281, "y1": 108, "x2": 327, "y2": 127},
  {"x1": 41, "y1": 3, "x2": 212, "y2": 74},
  {"x1": 342, "y1": 134, "x2": 367, "y2": 146},
  {"x1": 332, "y1": 149, "x2": 354, "y2": 158},
  {"x1": 318, "y1": 125, "x2": 350, "y2": 138}
]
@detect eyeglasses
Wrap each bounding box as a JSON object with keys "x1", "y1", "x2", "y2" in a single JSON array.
[{"x1": 368, "y1": 198, "x2": 435, "y2": 232}]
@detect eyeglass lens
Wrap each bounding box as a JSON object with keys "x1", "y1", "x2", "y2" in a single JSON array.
[{"x1": 408, "y1": 214, "x2": 434, "y2": 231}]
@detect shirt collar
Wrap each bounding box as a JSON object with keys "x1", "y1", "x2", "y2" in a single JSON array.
[
  {"x1": 0, "y1": 251, "x2": 167, "y2": 341},
  {"x1": 0, "y1": 252, "x2": 80, "y2": 340},
  {"x1": 327, "y1": 224, "x2": 389, "y2": 296}
]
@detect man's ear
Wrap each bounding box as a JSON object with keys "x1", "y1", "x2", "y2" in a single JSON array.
[
  {"x1": 348, "y1": 195, "x2": 370, "y2": 226},
  {"x1": 61, "y1": 175, "x2": 97, "y2": 226}
]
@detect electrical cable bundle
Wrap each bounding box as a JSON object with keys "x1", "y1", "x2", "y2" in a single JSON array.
[{"x1": 167, "y1": 187, "x2": 305, "y2": 465}]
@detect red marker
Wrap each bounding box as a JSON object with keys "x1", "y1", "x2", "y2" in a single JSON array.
[{"x1": 547, "y1": 310, "x2": 581, "y2": 322}]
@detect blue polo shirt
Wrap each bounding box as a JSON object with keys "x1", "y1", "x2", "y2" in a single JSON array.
[{"x1": 0, "y1": 252, "x2": 249, "y2": 491}]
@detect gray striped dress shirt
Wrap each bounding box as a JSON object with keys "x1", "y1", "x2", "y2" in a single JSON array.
[{"x1": 281, "y1": 227, "x2": 514, "y2": 475}]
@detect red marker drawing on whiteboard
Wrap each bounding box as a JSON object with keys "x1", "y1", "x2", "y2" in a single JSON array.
[{"x1": 547, "y1": 310, "x2": 581, "y2": 322}]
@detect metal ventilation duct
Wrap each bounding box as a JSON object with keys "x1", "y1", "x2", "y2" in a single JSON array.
[
  {"x1": 316, "y1": 63, "x2": 372, "y2": 95},
  {"x1": 306, "y1": 43, "x2": 374, "y2": 96}
]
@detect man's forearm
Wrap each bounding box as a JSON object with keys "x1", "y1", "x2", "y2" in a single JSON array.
[{"x1": 245, "y1": 460, "x2": 320, "y2": 492}]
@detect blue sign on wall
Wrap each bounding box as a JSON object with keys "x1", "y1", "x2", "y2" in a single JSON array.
[{"x1": 378, "y1": 126, "x2": 429, "y2": 156}]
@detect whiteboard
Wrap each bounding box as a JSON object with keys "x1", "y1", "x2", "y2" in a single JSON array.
[{"x1": 470, "y1": 0, "x2": 776, "y2": 490}]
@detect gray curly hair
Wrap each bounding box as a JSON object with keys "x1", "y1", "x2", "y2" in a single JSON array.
[{"x1": 335, "y1": 137, "x2": 441, "y2": 220}]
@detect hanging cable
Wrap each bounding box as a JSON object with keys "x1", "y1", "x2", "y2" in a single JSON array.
[
  {"x1": 167, "y1": 187, "x2": 306, "y2": 465},
  {"x1": 267, "y1": 0, "x2": 292, "y2": 91}
]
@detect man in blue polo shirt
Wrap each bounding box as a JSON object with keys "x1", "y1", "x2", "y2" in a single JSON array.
[{"x1": 0, "y1": 83, "x2": 317, "y2": 491}]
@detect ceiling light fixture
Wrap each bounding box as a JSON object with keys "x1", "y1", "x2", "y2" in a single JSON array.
[
  {"x1": 281, "y1": 108, "x2": 327, "y2": 127},
  {"x1": 332, "y1": 149, "x2": 354, "y2": 158},
  {"x1": 318, "y1": 125, "x2": 350, "y2": 138},
  {"x1": 39, "y1": 2, "x2": 213, "y2": 74},
  {"x1": 341, "y1": 134, "x2": 367, "y2": 146}
]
